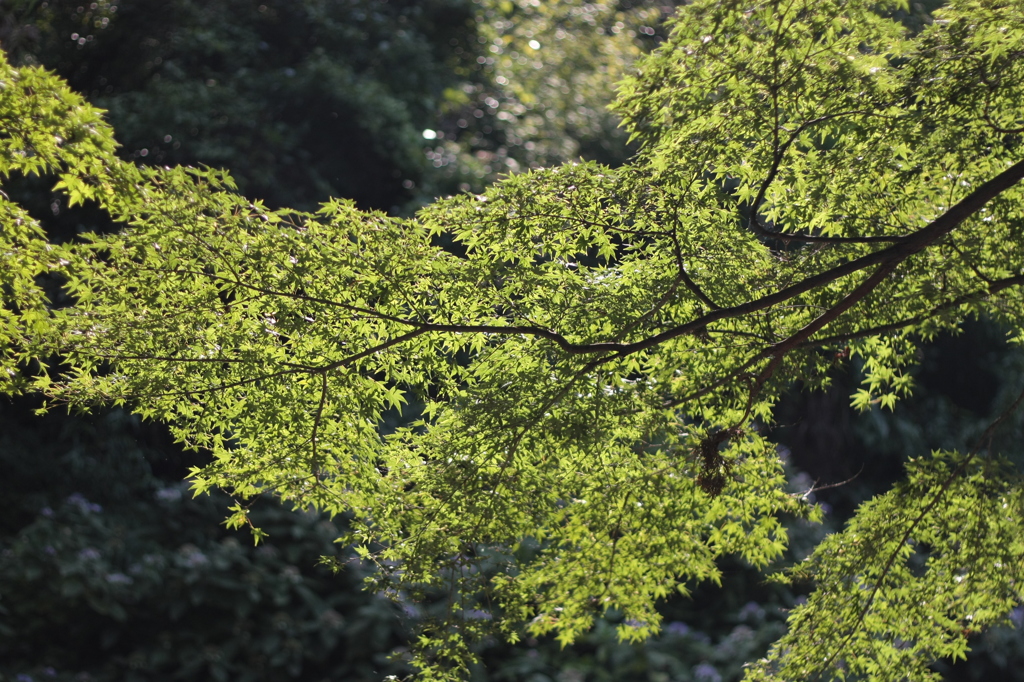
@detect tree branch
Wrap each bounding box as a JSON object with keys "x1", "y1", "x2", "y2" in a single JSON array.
[
  {"x1": 747, "y1": 110, "x2": 914, "y2": 245},
  {"x1": 800, "y1": 273, "x2": 1024, "y2": 348},
  {"x1": 613, "y1": 157, "x2": 1024, "y2": 357}
]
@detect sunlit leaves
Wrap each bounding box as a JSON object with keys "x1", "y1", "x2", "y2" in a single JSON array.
[
  {"x1": 749, "y1": 454, "x2": 1024, "y2": 682},
  {"x1": 0, "y1": 58, "x2": 124, "y2": 393}
]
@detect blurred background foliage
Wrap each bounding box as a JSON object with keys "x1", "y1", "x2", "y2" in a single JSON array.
[
  {"x1": 0, "y1": 0, "x2": 477, "y2": 212},
  {"x1": 423, "y1": 0, "x2": 677, "y2": 192},
  {"x1": 0, "y1": 0, "x2": 1022, "y2": 680},
  {"x1": 0, "y1": 401, "x2": 412, "y2": 682}
]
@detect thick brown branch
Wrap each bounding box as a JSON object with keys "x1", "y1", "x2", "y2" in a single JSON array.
[
  {"x1": 614, "y1": 157, "x2": 1024, "y2": 357},
  {"x1": 802, "y1": 273, "x2": 1024, "y2": 348},
  {"x1": 772, "y1": 262, "x2": 899, "y2": 356},
  {"x1": 335, "y1": 157, "x2": 1024, "y2": 360},
  {"x1": 749, "y1": 261, "x2": 899, "y2": 391}
]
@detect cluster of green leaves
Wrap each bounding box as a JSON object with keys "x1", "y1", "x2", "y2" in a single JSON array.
[
  {"x1": 751, "y1": 453, "x2": 1024, "y2": 681},
  {"x1": 0, "y1": 52, "x2": 125, "y2": 393},
  {"x1": 4, "y1": 0, "x2": 1024, "y2": 679}
]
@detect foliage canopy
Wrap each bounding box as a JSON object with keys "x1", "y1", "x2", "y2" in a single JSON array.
[{"x1": 4, "y1": 0, "x2": 1024, "y2": 679}]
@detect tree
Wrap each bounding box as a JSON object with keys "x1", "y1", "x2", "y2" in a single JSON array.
[
  {"x1": 6, "y1": 2, "x2": 757, "y2": 679},
  {"x1": 3, "y1": 0, "x2": 1024, "y2": 679}
]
